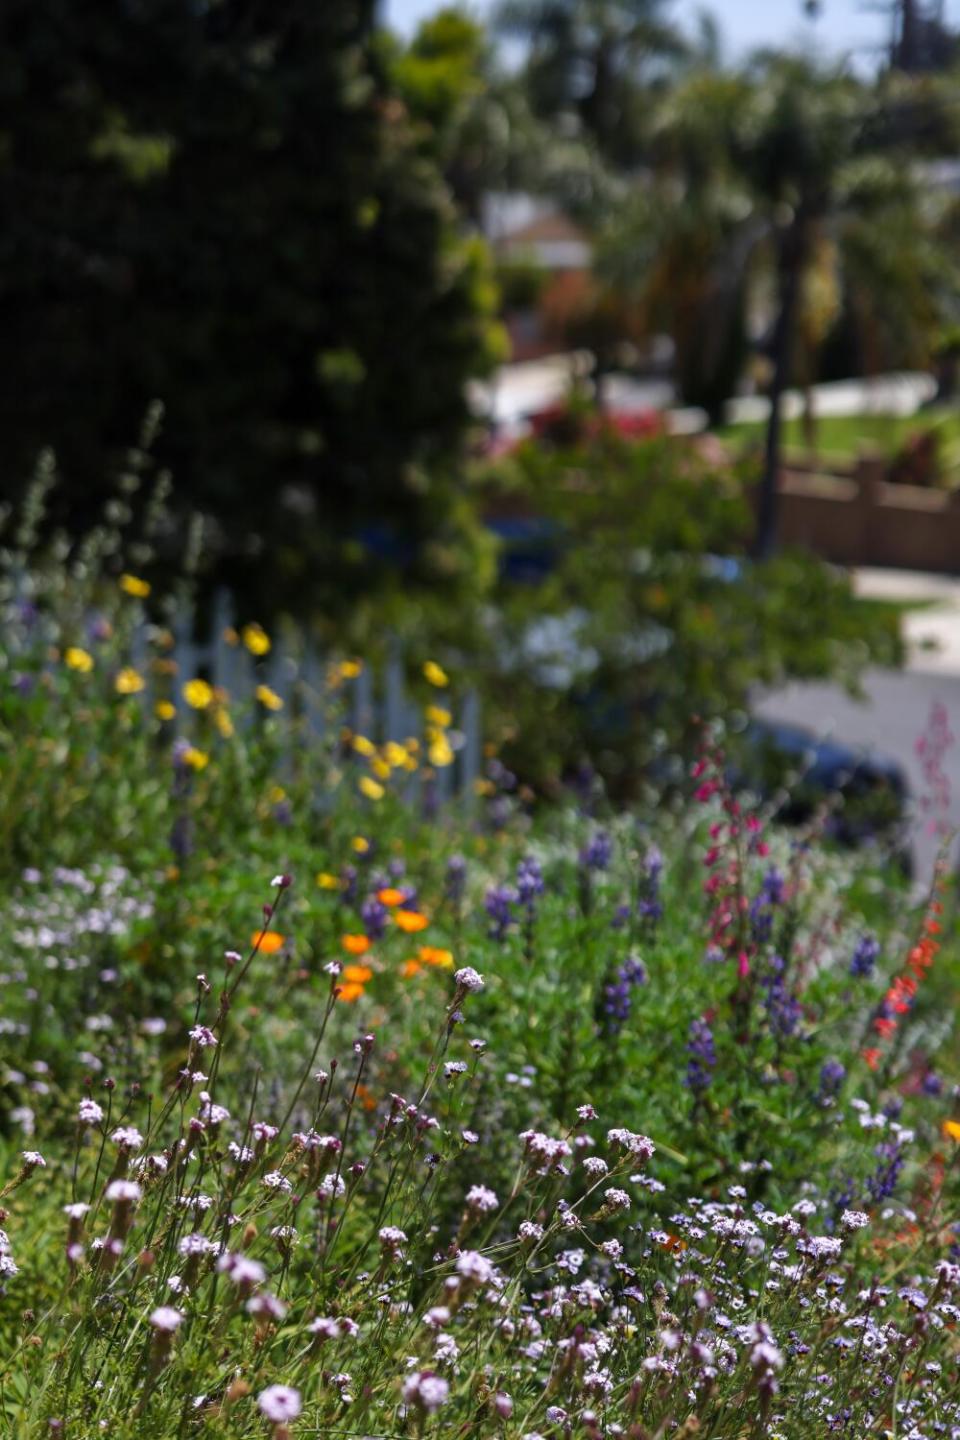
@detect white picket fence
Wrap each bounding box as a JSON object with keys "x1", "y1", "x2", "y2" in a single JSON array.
[{"x1": 132, "y1": 590, "x2": 484, "y2": 800}]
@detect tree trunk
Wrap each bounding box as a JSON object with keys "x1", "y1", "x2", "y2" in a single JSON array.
[
  {"x1": 898, "y1": 0, "x2": 919, "y2": 71},
  {"x1": 802, "y1": 378, "x2": 817, "y2": 453},
  {"x1": 754, "y1": 217, "x2": 809, "y2": 560}
]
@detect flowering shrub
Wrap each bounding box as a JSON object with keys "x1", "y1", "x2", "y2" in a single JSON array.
[
  {"x1": 1, "y1": 773, "x2": 958, "y2": 1438},
  {"x1": 0, "y1": 500, "x2": 958, "y2": 1436}
]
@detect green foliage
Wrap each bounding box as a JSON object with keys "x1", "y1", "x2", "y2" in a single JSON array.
[
  {"x1": 477, "y1": 427, "x2": 903, "y2": 791},
  {"x1": 390, "y1": 7, "x2": 488, "y2": 136},
  {"x1": 0, "y1": 567, "x2": 957, "y2": 1435},
  {"x1": 495, "y1": 255, "x2": 549, "y2": 310},
  {"x1": 0, "y1": 501, "x2": 954, "y2": 1438}
]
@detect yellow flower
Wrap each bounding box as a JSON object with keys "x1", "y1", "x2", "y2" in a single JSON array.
[
  {"x1": 422, "y1": 660, "x2": 449, "y2": 687},
  {"x1": 183, "y1": 678, "x2": 214, "y2": 710},
  {"x1": 242, "y1": 623, "x2": 271, "y2": 657},
  {"x1": 428, "y1": 737, "x2": 455, "y2": 768},
  {"x1": 359, "y1": 776, "x2": 385, "y2": 801},
  {"x1": 352, "y1": 734, "x2": 376, "y2": 757},
  {"x1": 371, "y1": 756, "x2": 391, "y2": 781},
  {"x1": 405, "y1": 737, "x2": 420, "y2": 752},
  {"x1": 255, "y1": 684, "x2": 283, "y2": 712},
  {"x1": 383, "y1": 741, "x2": 408, "y2": 768},
  {"x1": 65, "y1": 647, "x2": 94, "y2": 674},
  {"x1": 316, "y1": 872, "x2": 340, "y2": 890},
  {"x1": 214, "y1": 706, "x2": 235, "y2": 738},
  {"x1": 183, "y1": 746, "x2": 209, "y2": 771},
  {"x1": 351, "y1": 836, "x2": 370, "y2": 855},
  {"x1": 269, "y1": 785, "x2": 286, "y2": 804},
  {"x1": 119, "y1": 573, "x2": 151, "y2": 598},
  {"x1": 115, "y1": 667, "x2": 145, "y2": 695},
  {"x1": 425, "y1": 705, "x2": 452, "y2": 728},
  {"x1": 943, "y1": 1119, "x2": 960, "y2": 1142},
  {"x1": 474, "y1": 777, "x2": 495, "y2": 797},
  {"x1": 340, "y1": 659, "x2": 363, "y2": 679},
  {"x1": 155, "y1": 700, "x2": 176, "y2": 721}
]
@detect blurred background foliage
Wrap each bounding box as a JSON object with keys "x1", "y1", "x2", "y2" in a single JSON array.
[
  {"x1": 0, "y1": 0, "x2": 947, "y2": 793},
  {"x1": 474, "y1": 419, "x2": 903, "y2": 792}
]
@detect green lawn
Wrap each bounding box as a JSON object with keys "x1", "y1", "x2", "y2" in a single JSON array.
[{"x1": 718, "y1": 404, "x2": 960, "y2": 482}]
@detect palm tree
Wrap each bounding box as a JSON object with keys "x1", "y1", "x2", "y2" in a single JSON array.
[
  {"x1": 736, "y1": 59, "x2": 956, "y2": 554},
  {"x1": 595, "y1": 68, "x2": 758, "y2": 424},
  {"x1": 495, "y1": 0, "x2": 685, "y2": 165},
  {"x1": 597, "y1": 57, "x2": 959, "y2": 553}
]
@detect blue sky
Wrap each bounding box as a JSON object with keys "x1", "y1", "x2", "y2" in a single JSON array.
[{"x1": 384, "y1": 0, "x2": 960, "y2": 65}]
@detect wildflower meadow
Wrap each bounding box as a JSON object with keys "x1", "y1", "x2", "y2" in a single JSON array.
[{"x1": 2, "y1": 486, "x2": 960, "y2": 1440}]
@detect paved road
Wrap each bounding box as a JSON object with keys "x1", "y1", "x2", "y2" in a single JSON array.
[{"x1": 755, "y1": 570, "x2": 960, "y2": 881}]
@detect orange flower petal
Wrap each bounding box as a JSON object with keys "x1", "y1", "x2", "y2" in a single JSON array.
[
  {"x1": 418, "y1": 945, "x2": 454, "y2": 969},
  {"x1": 943, "y1": 1119, "x2": 960, "y2": 1142},
  {"x1": 394, "y1": 909, "x2": 428, "y2": 933},
  {"x1": 252, "y1": 931, "x2": 285, "y2": 954},
  {"x1": 376, "y1": 887, "x2": 406, "y2": 907},
  {"x1": 343, "y1": 964, "x2": 373, "y2": 984},
  {"x1": 341, "y1": 934, "x2": 371, "y2": 955},
  {"x1": 337, "y1": 981, "x2": 365, "y2": 1002},
  {"x1": 401, "y1": 959, "x2": 423, "y2": 979}
]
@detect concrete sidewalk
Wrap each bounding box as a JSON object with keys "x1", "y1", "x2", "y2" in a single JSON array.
[
  {"x1": 757, "y1": 568, "x2": 960, "y2": 879},
  {"x1": 853, "y1": 568, "x2": 960, "y2": 677}
]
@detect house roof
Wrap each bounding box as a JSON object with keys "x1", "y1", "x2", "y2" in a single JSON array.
[
  {"x1": 497, "y1": 213, "x2": 592, "y2": 270},
  {"x1": 483, "y1": 193, "x2": 593, "y2": 270}
]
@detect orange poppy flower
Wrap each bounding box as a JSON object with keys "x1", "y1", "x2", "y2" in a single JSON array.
[
  {"x1": 376, "y1": 887, "x2": 406, "y2": 907},
  {"x1": 943, "y1": 1119, "x2": 960, "y2": 1142},
  {"x1": 394, "y1": 909, "x2": 428, "y2": 933},
  {"x1": 343, "y1": 964, "x2": 373, "y2": 984},
  {"x1": 660, "y1": 1233, "x2": 688, "y2": 1253},
  {"x1": 337, "y1": 981, "x2": 365, "y2": 1002},
  {"x1": 418, "y1": 945, "x2": 454, "y2": 969},
  {"x1": 401, "y1": 959, "x2": 422, "y2": 979},
  {"x1": 341, "y1": 934, "x2": 371, "y2": 955},
  {"x1": 252, "y1": 931, "x2": 285, "y2": 954}
]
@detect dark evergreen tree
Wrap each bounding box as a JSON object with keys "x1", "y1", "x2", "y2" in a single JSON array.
[{"x1": 0, "y1": 0, "x2": 502, "y2": 615}]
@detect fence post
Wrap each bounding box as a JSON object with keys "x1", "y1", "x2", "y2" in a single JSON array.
[
  {"x1": 384, "y1": 645, "x2": 407, "y2": 742},
  {"x1": 459, "y1": 688, "x2": 482, "y2": 798},
  {"x1": 351, "y1": 664, "x2": 375, "y2": 741},
  {"x1": 210, "y1": 589, "x2": 238, "y2": 692},
  {"x1": 854, "y1": 445, "x2": 885, "y2": 568},
  {"x1": 300, "y1": 641, "x2": 327, "y2": 741},
  {"x1": 172, "y1": 600, "x2": 199, "y2": 722}
]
